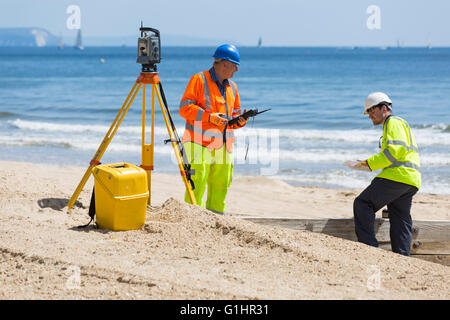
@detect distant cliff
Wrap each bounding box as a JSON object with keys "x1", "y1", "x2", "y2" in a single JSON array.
[
  {"x1": 0, "y1": 28, "x2": 59, "y2": 47},
  {"x1": 0, "y1": 27, "x2": 228, "y2": 47}
]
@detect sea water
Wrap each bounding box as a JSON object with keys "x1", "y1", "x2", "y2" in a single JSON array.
[{"x1": 0, "y1": 46, "x2": 449, "y2": 194}]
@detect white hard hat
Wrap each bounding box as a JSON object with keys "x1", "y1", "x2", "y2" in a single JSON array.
[{"x1": 364, "y1": 92, "x2": 392, "y2": 114}]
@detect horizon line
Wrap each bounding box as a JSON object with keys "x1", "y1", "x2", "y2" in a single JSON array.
[{"x1": 1, "y1": 45, "x2": 448, "y2": 48}]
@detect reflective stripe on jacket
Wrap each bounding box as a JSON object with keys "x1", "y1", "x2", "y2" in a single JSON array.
[
  {"x1": 179, "y1": 70, "x2": 243, "y2": 152},
  {"x1": 367, "y1": 115, "x2": 421, "y2": 189}
]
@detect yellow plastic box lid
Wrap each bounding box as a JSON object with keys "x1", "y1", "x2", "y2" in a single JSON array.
[{"x1": 93, "y1": 162, "x2": 148, "y2": 199}]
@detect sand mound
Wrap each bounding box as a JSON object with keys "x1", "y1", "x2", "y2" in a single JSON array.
[
  {"x1": 140, "y1": 198, "x2": 450, "y2": 299},
  {"x1": 144, "y1": 198, "x2": 301, "y2": 255},
  {"x1": 0, "y1": 161, "x2": 449, "y2": 299}
]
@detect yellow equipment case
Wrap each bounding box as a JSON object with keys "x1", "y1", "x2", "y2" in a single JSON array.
[{"x1": 92, "y1": 162, "x2": 149, "y2": 231}]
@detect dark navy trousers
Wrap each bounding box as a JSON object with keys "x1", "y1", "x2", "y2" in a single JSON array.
[{"x1": 353, "y1": 177, "x2": 418, "y2": 256}]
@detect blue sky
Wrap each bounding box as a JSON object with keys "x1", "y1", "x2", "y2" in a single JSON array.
[{"x1": 1, "y1": 0, "x2": 449, "y2": 46}]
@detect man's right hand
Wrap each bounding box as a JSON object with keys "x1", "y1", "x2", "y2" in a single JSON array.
[{"x1": 208, "y1": 113, "x2": 227, "y2": 127}]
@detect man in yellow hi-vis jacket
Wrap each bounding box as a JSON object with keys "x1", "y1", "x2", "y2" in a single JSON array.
[{"x1": 354, "y1": 92, "x2": 421, "y2": 256}]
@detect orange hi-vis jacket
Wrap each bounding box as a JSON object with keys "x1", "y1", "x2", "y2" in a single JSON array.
[{"x1": 179, "y1": 70, "x2": 245, "y2": 153}]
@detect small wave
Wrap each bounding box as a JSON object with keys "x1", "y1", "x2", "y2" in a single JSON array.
[
  {"x1": 8, "y1": 119, "x2": 169, "y2": 136},
  {"x1": 236, "y1": 126, "x2": 450, "y2": 146},
  {"x1": 235, "y1": 127, "x2": 380, "y2": 143},
  {"x1": 234, "y1": 146, "x2": 370, "y2": 163},
  {"x1": 8, "y1": 119, "x2": 110, "y2": 133},
  {"x1": 0, "y1": 137, "x2": 73, "y2": 149},
  {"x1": 420, "y1": 154, "x2": 450, "y2": 166},
  {"x1": 272, "y1": 170, "x2": 450, "y2": 195},
  {"x1": 234, "y1": 143, "x2": 450, "y2": 166},
  {"x1": 0, "y1": 135, "x2": 175, "y2": 155},
  {"x1": 0, "y1": 112, "x2": 16, "y2": 119},
  {"x1": 412, "y1": 123, "x2": 450, "y2": 132},
  {"x1": 271, "y1": 170, "x2": 370, "y2": 190},
  {"x1": 27, "y1": 141, "x2": 72, "y2": 148}
]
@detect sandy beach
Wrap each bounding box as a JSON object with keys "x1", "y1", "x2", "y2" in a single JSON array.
[{"x1": 0, "y1": 160, "x2": 449, "y2": 299}]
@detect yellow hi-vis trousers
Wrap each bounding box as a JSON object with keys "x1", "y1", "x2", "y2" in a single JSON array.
[{"x1": 183, "y1": 142, "x2": 233, "y2": 214}]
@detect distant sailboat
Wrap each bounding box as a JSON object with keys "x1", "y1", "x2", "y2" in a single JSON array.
[
  {"x1": 58, "y1": 34, "x2": 63, "y2": 49},
  {"x1": 74, "y1": 29, "x2": 84, "y2": 50},
  {"x1": 257, "y1": 37, "x2": 262, "y2": 48}
]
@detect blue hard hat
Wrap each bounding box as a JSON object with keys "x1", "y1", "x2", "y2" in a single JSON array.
[{"x1": 213, "y1": 44, "x2": 240, "y2": 65}]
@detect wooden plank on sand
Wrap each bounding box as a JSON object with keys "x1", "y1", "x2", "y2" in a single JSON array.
[
  {"x1": 241, "y1": 217, "x2": 450, "y2": 256},
  {"x1": 412, "y1": 254, "x2": 450, "y2": 266}
]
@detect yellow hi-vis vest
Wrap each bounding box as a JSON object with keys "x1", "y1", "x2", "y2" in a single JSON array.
[{"x1": 367, "y1": 115, "x2": 421, "y2": 189}]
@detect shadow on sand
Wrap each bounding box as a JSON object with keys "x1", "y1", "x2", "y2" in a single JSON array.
[{"x1": 37, "y1": 198, "x2": 84, "y2": 211}]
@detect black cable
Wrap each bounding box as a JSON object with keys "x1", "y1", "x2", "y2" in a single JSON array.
[
  {"x1": 158, "y1": 82, "x2": 195, "y2": 190},
  {"x1": 158, "y1": 82, "x2": 178, "y2": 138}
]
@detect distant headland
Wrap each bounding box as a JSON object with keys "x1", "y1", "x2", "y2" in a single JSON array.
[
  {"x1": 0, "y1": 27, "x2": 227, "y2": 47},
  {"x1": 0, "y1": 28, "x2": 59, "y2": 47}
]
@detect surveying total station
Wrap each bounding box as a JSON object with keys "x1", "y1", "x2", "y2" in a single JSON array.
[{"x1": 67, "y1": 24, "x2": 197, "y2": 213}]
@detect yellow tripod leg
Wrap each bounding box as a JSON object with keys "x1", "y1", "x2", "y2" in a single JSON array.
[
  {"x1": 154, "y1": 84, "x2": 197, "y2": 205},
  {"x1": 67, "y1": 82, "x2": 142, "y2": 210}
]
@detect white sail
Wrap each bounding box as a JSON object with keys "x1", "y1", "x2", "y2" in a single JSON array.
[
  {"x1": 74, "y1": 29, "x2": 84, "y2": 50},
  {"x1": 427, "y1": 34, "x2": 432, "y2": 49}
]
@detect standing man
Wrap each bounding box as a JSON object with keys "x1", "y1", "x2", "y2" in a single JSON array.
[
  {"x1": 354, "y1": 92, "x2": 421, "y2": 256},
  {"x1": 179, "y1": 44, "x2": 247, "y2": 214}
]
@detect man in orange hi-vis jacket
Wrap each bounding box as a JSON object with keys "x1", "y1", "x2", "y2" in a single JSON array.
[{"x1": 179, "y1": 44, "x2": 247, "y2": 214}]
